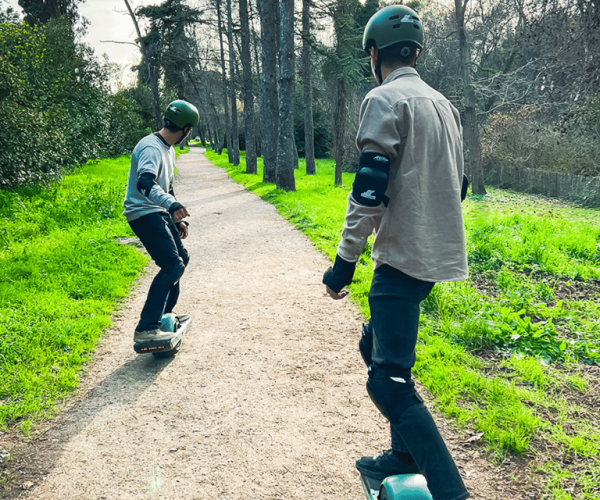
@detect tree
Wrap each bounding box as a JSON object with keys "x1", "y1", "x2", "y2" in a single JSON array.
[
  {"x1": 239, "y1": 0, "x2": 257, "y2": 174},
  {"x1": 18, "y1": 0, "x2": 82, "y2": 27},
  {"x1": 257, "y1": 0, "x2": 279, "y2": 183},
  {"x1": 330, "y1": 0, "x2": 360, "y2": 185},
  {"x1": 276, "y1": 0, "x2": 296, "y2": 191},
  {"x1": 216, "y1": 0, "x2": 233, "y2": 163},
  {"x1": 301, "y1": 0, "x2": 316, "y2": 175},
  {"x1": 226, "y1": 0, "x2": 240, "y2": 165},
  {"x1": 455, "y1": 0, "x2": 486, "y2": 195},
  {"x1": 124, "y1": 0, "x2": 161, "y2": 131},
  {"x1": 133, "y1": 0, "x2": 204, "y2": 133}
]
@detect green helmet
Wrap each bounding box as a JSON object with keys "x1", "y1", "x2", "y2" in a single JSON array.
[
  {"x1": 164, "y1": 100, "x2": 199, "y2": 129},
  {"x1": 362, "y1": 5, "x2": 423, "y2": 54}
]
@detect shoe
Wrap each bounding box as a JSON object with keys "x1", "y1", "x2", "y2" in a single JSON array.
[
  {"x1": 356, "y1": 449, "x2": 419, "y2": 481},
  {"x1": 134, "y1": 328, "x2": 176, "y2": 343}
]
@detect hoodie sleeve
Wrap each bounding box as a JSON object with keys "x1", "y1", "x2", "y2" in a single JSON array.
[{"x1": 137, "y1": 146, "x2": 177, "y2": 210}]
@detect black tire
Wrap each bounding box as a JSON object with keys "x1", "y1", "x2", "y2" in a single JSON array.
[{"x1": 379, "y1": 484, "x2": 391, "y2": 500}]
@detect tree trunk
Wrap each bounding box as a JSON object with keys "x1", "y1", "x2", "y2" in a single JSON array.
[
  {"x1": 332, "y1": 0, "x2": 354, "y2": 185},
  {"x1": 276, "y1": 0, "x2": 296, "y2": 191},
  {"x1": 292, "y1": 125, "x2": 299, "y2": 169},
  {"x1": 239, "y1": 0, "x2": 257, "y2": 174},
  {"x1": 455, "y1": 0, "x2": 486, "y2": 195},
  {"x1": 332, "y1": 79, "x2": 347, "y2": 186},
  {"x1": 250, "y1": 0, "x2": 262, "y2": 158},
  {"x1": 226, "y1": 0, "x2": 240, "y2": 166},
  {"x1": 216, "y1": 0, "x2": 233, "y2": 162},
  {"x1": 257, "y1": 0, "x2": 279, "y2": 183},
  {"x1": 302, "y1": 0, "x2": 316, "y2": 174}
]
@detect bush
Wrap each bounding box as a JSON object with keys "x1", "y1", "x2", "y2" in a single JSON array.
[
  {"x1": 482, "y1": 103, "x2": 600, "y2": 177},
  {"x1": 0, "y1": 18, "x2": 153, "y2": 189}
]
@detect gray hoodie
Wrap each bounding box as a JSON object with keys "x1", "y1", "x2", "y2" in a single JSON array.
[{"x1": 123, "y1": 133, "x2": 177, "y2": 222}]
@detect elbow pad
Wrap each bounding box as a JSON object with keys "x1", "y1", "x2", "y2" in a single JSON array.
[
  {"x1": 137, "y1": 173, "x2": 157, "y2": 197},
  {"x1": 352, "y1": 152, "x2": 390, "y2": 207}
]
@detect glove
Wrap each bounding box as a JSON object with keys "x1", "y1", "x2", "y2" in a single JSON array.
[
  {"x1": 323, "y1": 254, "x2": 356, "y2": 294},
  {"x1": 461, "y1": 174, "x2": 469, "y2": 202}
]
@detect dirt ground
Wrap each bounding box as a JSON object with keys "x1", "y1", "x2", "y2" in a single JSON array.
[{"x1": 0, "y1": 148, "x2": 541, "y2": 499}]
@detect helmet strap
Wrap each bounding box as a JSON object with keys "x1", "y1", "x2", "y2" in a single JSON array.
[
  {"x1": 174, "y1": 126, "x2": 191, "y2": 145},
  {"x1": 370, "y1": 47, "x2": 384, "y2": 85},
  {"x1": 375, "y1": 58, "x2": 384, "y2": 85}
]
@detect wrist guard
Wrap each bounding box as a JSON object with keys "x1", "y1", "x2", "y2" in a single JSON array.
[
  {"x1": 169, "y1": 202, "x2": 185, "y2": 215},
  {"x1": 323, "y1": 254, "x2": 357, "y2": 294}
]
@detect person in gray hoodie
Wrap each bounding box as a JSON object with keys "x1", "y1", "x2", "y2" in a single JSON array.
[
  {"x1": 323, "y1": 6, "x2": 469, "y2": 500},
  {"x1": 123, "y1": 100, "x2": 199, "y2": 343}
]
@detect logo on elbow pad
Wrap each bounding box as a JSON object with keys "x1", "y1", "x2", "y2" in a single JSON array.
[
  {"x1": 373, "y1": 156, "x2": 388, "y2": 163},
  {"x1": 361, "y1": 190, "x2": 377, "y2": 200}
]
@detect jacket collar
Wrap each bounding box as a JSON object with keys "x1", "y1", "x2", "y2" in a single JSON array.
[{"x1": 382, "y1": 67, "x2": 420, "y2": 85}]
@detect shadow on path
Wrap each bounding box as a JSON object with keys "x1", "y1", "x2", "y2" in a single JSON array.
[{"x1": 0, "y1": 354, "x2": 172, "y2": 499}]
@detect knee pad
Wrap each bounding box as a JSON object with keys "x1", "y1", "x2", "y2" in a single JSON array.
[
  {"x1": 359, "y1": 323, "x2": 374, "y2": 367},
  {"x1": 366, "y1": 372, "x2": 424, "y2": 423}
]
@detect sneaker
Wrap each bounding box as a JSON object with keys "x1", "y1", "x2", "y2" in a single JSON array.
[
  {"x1": 134, "y1": 328, "x2": 176, "y2": 343},
  {"x1": 356, "y1": 449, "x2": 419, "y2": 481}
]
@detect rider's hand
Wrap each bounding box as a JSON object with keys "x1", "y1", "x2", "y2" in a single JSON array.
[
  {"x1": 325, "y1": 286, "x2": 349, "y2": 300},
  {"x1": 177, "y1": 221, "x2": 189, "y2": 240},
  {"x1": 172, "y1": 206, "x2": 190, "y2": 222}
]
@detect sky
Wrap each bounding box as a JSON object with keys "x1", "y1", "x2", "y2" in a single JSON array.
[{"x1": 2, "y1": 0, "x2": 158, "y2": 86}]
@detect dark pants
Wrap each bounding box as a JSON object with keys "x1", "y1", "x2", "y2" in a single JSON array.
[
  {"x1": 362, "y1": 265, "x2": 469, "y2": 500},
  {"x1": 129, "y1": 212, "x2": 189, "y2": 332}
]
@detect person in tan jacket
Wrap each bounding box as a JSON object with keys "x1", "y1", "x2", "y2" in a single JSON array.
[{"x1": 323, "y1": 5, "x2": 470, "y2": 500}]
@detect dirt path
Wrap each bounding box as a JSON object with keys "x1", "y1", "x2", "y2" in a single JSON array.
[{"x1": 3, "y1": 149, "x2": 536, "y2": 499}]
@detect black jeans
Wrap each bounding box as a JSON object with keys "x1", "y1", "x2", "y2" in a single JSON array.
[
  {"x1": 129, "y1": 212, "x2": 189, "y2": 332},
  {"x1": 366, "y1": 264, "x2": 434, "y2": 450},
  {"x1": 365, "y1": 265, "x2": 469, "y2": 500}
]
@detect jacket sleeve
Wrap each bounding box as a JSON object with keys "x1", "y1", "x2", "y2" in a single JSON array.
[
  {"x1": 336, "y1": 94, "x2": 401, "y2": 262},
  {"x1": 337, "y1": 193, "x2": 385, "y2": 263},
  {"x1": 137, "y1": 146, "x2": 177, "y2": 210}
]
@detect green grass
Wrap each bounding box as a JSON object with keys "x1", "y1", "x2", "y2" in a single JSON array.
[
  {"x1": 206, "y1": 149, "x2": 600, "y2": 500},
  {"x1": 0, "y1": 147, "x2": 188, "y2": 432}
]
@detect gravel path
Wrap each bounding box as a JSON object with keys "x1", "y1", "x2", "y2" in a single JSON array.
[{"x1": 2, "y1": 148, "x2": 536, "y2": 499}]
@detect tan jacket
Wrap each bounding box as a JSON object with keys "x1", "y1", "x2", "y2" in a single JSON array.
[{"x1": 337, "y1": 67, "x2": 468, "y2": 282}]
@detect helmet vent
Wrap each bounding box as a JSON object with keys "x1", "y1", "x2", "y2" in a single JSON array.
[
  {"x1": 389, "y1": 15, "x2": 400, "y2": 20},
  {"x1": 392, "y1": 24, "x2": 401, "y2": 29}
]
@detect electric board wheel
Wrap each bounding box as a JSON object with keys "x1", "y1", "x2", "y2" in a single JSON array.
[{"x1": 379, "y1": 474, "x2": 432, "y2": 500}]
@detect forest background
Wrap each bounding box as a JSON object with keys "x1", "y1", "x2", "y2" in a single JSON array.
[
  {"x1": 1, "y1": 0, "x2": 600, "y2": 193},
  {"x1": 1, "y1": 0, "x2": 600, "y2": 499}
]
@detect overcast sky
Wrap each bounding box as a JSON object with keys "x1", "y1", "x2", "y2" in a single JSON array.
[{"x1": 2, "y1": 0, "x2": 158, "y2": 86}]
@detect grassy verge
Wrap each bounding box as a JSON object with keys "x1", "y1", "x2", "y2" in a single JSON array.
[
  {"x1": 206, "y1": 149, "x2": 600, "y2": 500},
  {"x1": 0, "y1": 147, "x2": 188, "y2": 433}
]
